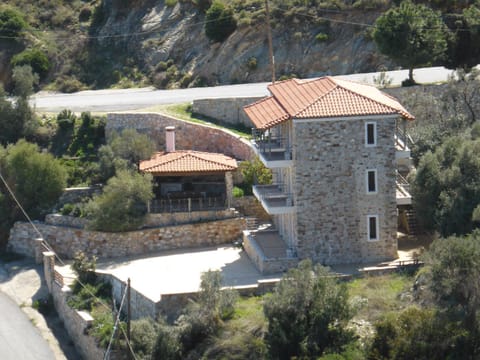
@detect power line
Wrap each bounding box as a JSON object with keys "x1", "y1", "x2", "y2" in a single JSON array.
[
  {"x1": 0, "y1": 168, "x2": 138, "y2": 358},
  {"x1": 0, "y1": 3, "x2": 476, "y2": 41}
]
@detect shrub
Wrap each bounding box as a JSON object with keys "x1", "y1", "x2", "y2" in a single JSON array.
[
  {"x1": 0, "y1": 7, "x2": 27, "y2": 38},
  {"x1": 194, "y1": 0, "x2": 212, "y2": 13},
  {"x1": 205, "y1": 1, "x2": 237, "y2": 42},
  {"x1": 246, "y1": 56, "x2": 257, "y2": 70},
  {"x1": 60, "y1": 203, "x2": 75, "y2": 215},
  {"x1": 56, "y1": 109, "x2": 76, "y2": 130},
  {"x1": 90, "y1": 305, "x2": 121, "y2": 349},
  {"x1": 263, "y1": 260, "x2": 356, "y2": 359},
  {"x1": 71, "y1": 251, "x2": 97, "y2": 285},
  {"x1": 232, "y1": 186, "x2": 244, "y2": 198},
  {"x1": 130, "y1": 318, "x2": 159, "y2": 359},
  {"x1": 165, "y1": 0, "x2": 178, "y2": 7},
  {"x1": 55, "y1": 76, "x2": 84, "y2": 93},
  {"x1": 315, "y1": 32, "x2": 329, "y2": 42},
  {"x1": 78, "y1": 6, "x2": 92, "y2": 22},
  {"x1": 11, "y1": 49, "x2": 51, "y2": 79},
  {"x1": 401, "y1": 78, "x2": 416, "y2": 87},
  {"x1": 85, "y1": 170, "x2": 154, "y2": 232}
]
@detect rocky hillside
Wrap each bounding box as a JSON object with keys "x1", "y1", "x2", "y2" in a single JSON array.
[
  {"x1": 93, "y1": 0, "x2": 390, "y2": 86},
  {"x1": 0, "y1": 0, "x2": 397, "y2": 91}
]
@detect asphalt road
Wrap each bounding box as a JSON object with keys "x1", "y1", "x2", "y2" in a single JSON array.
[
  {"x1": 30, "y1": 66, "x2": 459, "y2": 113},
  {"x1": 0, "y1": 291, "x2": 55, "y2": 360}
]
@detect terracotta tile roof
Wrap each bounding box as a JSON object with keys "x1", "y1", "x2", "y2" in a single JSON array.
[
  {"x1": 139, "y1": 150, "x2": 238, "y2": 175},
  {"x1": 244, "y1": 77, "x2": 415, "y2": 129}
]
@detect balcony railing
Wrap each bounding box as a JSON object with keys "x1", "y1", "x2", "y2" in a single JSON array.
[
  {"x1": 252, "y1": 184, "x2": 295, "y2": 214},
  {"x1": 396, "y1": 173, "x2": 412, "y2": 205},
  {"x1": 148, "y1": 196, "x2": 226, "y2": 213},
  {"x1": 251, "y1": 129, "x2": 292, "y2": 165}
]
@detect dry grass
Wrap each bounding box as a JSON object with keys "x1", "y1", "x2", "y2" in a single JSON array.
[{"x1": 348, "y1": 273, "x2": 414, "y2": 322}]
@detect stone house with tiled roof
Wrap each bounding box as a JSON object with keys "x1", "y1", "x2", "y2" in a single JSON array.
[
  {"x1": 140, "y1": 127, "x2": 238, "y2": 213},
  {"x1": 242, "y1": 77, "x2": 414, "y2": 273}
]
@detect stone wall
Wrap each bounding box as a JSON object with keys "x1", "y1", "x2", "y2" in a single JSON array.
[
  {"x1": 192, "y1": 97, "x2": 262, "y2": 128},
  {"x1": 106, "y1": 112, "x2": 255, "y2": 161},
  {"x1": 293, "y1": 116, "x2": 398, "y2": 265},
  {"x1": 43, "y1": 253, "x2": 106, "y2": 360},
  {"x1": 45, "y1": 209, "x2": 239, "y2": 229},
  {"x1": 232, "y1": 196, "x2": 271, "y2": 222},
  {"x1": 9, "y1": 217, "x2": 246, "y2": 259}
]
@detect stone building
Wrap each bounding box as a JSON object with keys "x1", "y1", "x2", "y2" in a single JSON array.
[
  {"x1": 139, "y1": 126, "x2": 238, "y2": 213},
  {"x1": 242, "y1": 77, "x2": 414, "y2": 273}
]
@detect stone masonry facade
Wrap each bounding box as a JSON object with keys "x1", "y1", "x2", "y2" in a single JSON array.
[
  {"x1": 293, "y1": 117, "x2": 398, "y2": 264},
  {"x1": 106, "y1": 112, "x2": 254, "y2": 161}
]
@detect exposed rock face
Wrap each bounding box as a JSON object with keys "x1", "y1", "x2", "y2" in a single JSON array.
[{"x1": 95, "y1": 1, "x2": 390, "y2": 85}]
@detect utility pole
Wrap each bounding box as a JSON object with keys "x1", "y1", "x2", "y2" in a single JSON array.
[
  {"x1": 127, "y1": 278, "x2": 132, "y2": 360},
  {"x1": 265, "y1": 0, "x2": 275, "y2": 84}
]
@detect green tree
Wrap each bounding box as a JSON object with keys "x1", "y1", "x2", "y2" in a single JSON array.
[
  {"x1": 263, "y1": 260, "x2": 355, "y2": 359},
  {"x1": 205, "y1": 1, "x2": 237, "y2": 42},
  {"x1": 239, "y1": 156, "x2": 272, "y2": 194},
  {"x1": 85, "y1": 169, "x2": 153, "y2": 232},
  {"x1": 12, "y1": 65, "x2": 38, "y2": 98},
  {"x1": 425, "y1": 231, "x2": 480, "y2": 334},
  {"x1": 11, "y1": 48, "x2": 50, "y2": 80},
  {"x1": 1, "y1": 140, "x2": 67, "y2": 219},
  {"x1": 412, "y1": 137, "x2": 480, "y2": 236},
  {"x1": 373, "y1": 1, "x2": 449, "y2": 83},
  {"x1": 109, "y1": 128, "x2": 155, "y2": 167},
  {"x1": 0, "y1": 6, "x2": 27, "y2": 39}
]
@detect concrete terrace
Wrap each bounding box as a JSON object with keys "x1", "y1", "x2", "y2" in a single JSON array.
[
  {"x1": 93, "y1": 246, "x2": 282, "y2": 302},
  {"x1": 54, "y1": 236, "x2": 423, "y2": 307}
]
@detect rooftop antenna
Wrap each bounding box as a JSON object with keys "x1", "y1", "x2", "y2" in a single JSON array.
[{"x1": 265, "y1": 0, "x2": 276, "y2": 84}]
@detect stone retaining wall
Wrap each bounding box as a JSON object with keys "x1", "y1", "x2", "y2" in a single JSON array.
[
  {"x1": 232, "y1": 196, "x2": 271, "y2": 222},
  {"x1": 45, "y1": 209, "x2": 239, "y2": 229},
  {"x1": 106, "y1": 112, "x2": 255, "y2": 161},
  {"x1": 9, "y1": 217, "x2": 246, "y2": 259},
  {"x1": 192, "y1": 97, "x2": 262, "y2": 128},
  {"x1": 43, "y1": 253, "x2": 106, "y2": 360}
]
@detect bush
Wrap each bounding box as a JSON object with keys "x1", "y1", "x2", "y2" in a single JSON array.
[
  {"x1": 78, "y1": 6, "x2": 92, "y2": 22},
  {"x1": 315, "y1": 32, "x2": 329, "y2": 42},
  {"x1": 11, "y1": 48, "x2": 51, "y2": 79},
  {"x1": 194, "y1": 0, "x2": 212, "y2": 12},
  {"x1": 263, "y1": 260, "x2": 356, "y2": 359},
  {"x1": 401, "y1": 78, "x2": 416, "y2": 87},
  {"x1": 232, "y1": 186, "x2": 244, "y2": 198},
  {"x1": 0, "y1": 7, "x2": 27, "y2": 38},
  {"x1": 56, "y1": 109, "x2": 76, "y2": 130},
  {"x1": 165, "y1": 0, "x2": 178, "y2": 6},
  {"x1": 205, "y1": 1, "x2": 237, "y2": 42},
  {"x1": 85, "y1": 170, "x2": 153, "y2": 232},
  {"x1": 368, "y1": 307, "x2": 469, "y2": 359},
  {"x1": 55, "y1": 76, "x2": 84, "y2": 93},
  {"x1": 71, "y1": 251, "x2": 97, "y2": 285},
  {"x1": 130, "y1": 318, "x2": 159, "y2": 359},
  {"x1": 246, "y1": 57, "x2": 257, "y2": 70}
]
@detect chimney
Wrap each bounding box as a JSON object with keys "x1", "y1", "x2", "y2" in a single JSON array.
[{"x1": 165, "y1": 126, "x2": 175, "y2": 152}]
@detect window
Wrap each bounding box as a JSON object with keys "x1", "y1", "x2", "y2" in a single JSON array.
[
  {"x1": 368, "y1": 215, "x2": 379, "y2": 241},
  {"x1": 367, "y1": 169, "x2": 377, "y2": 193},
  {"x1": 365, "y1": 122, "x2": 377, "y2": 146}
]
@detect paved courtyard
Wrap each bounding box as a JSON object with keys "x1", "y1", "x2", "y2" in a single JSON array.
[{"x1": 95, "y1": 246, "x2": 282, "y2": 302}]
